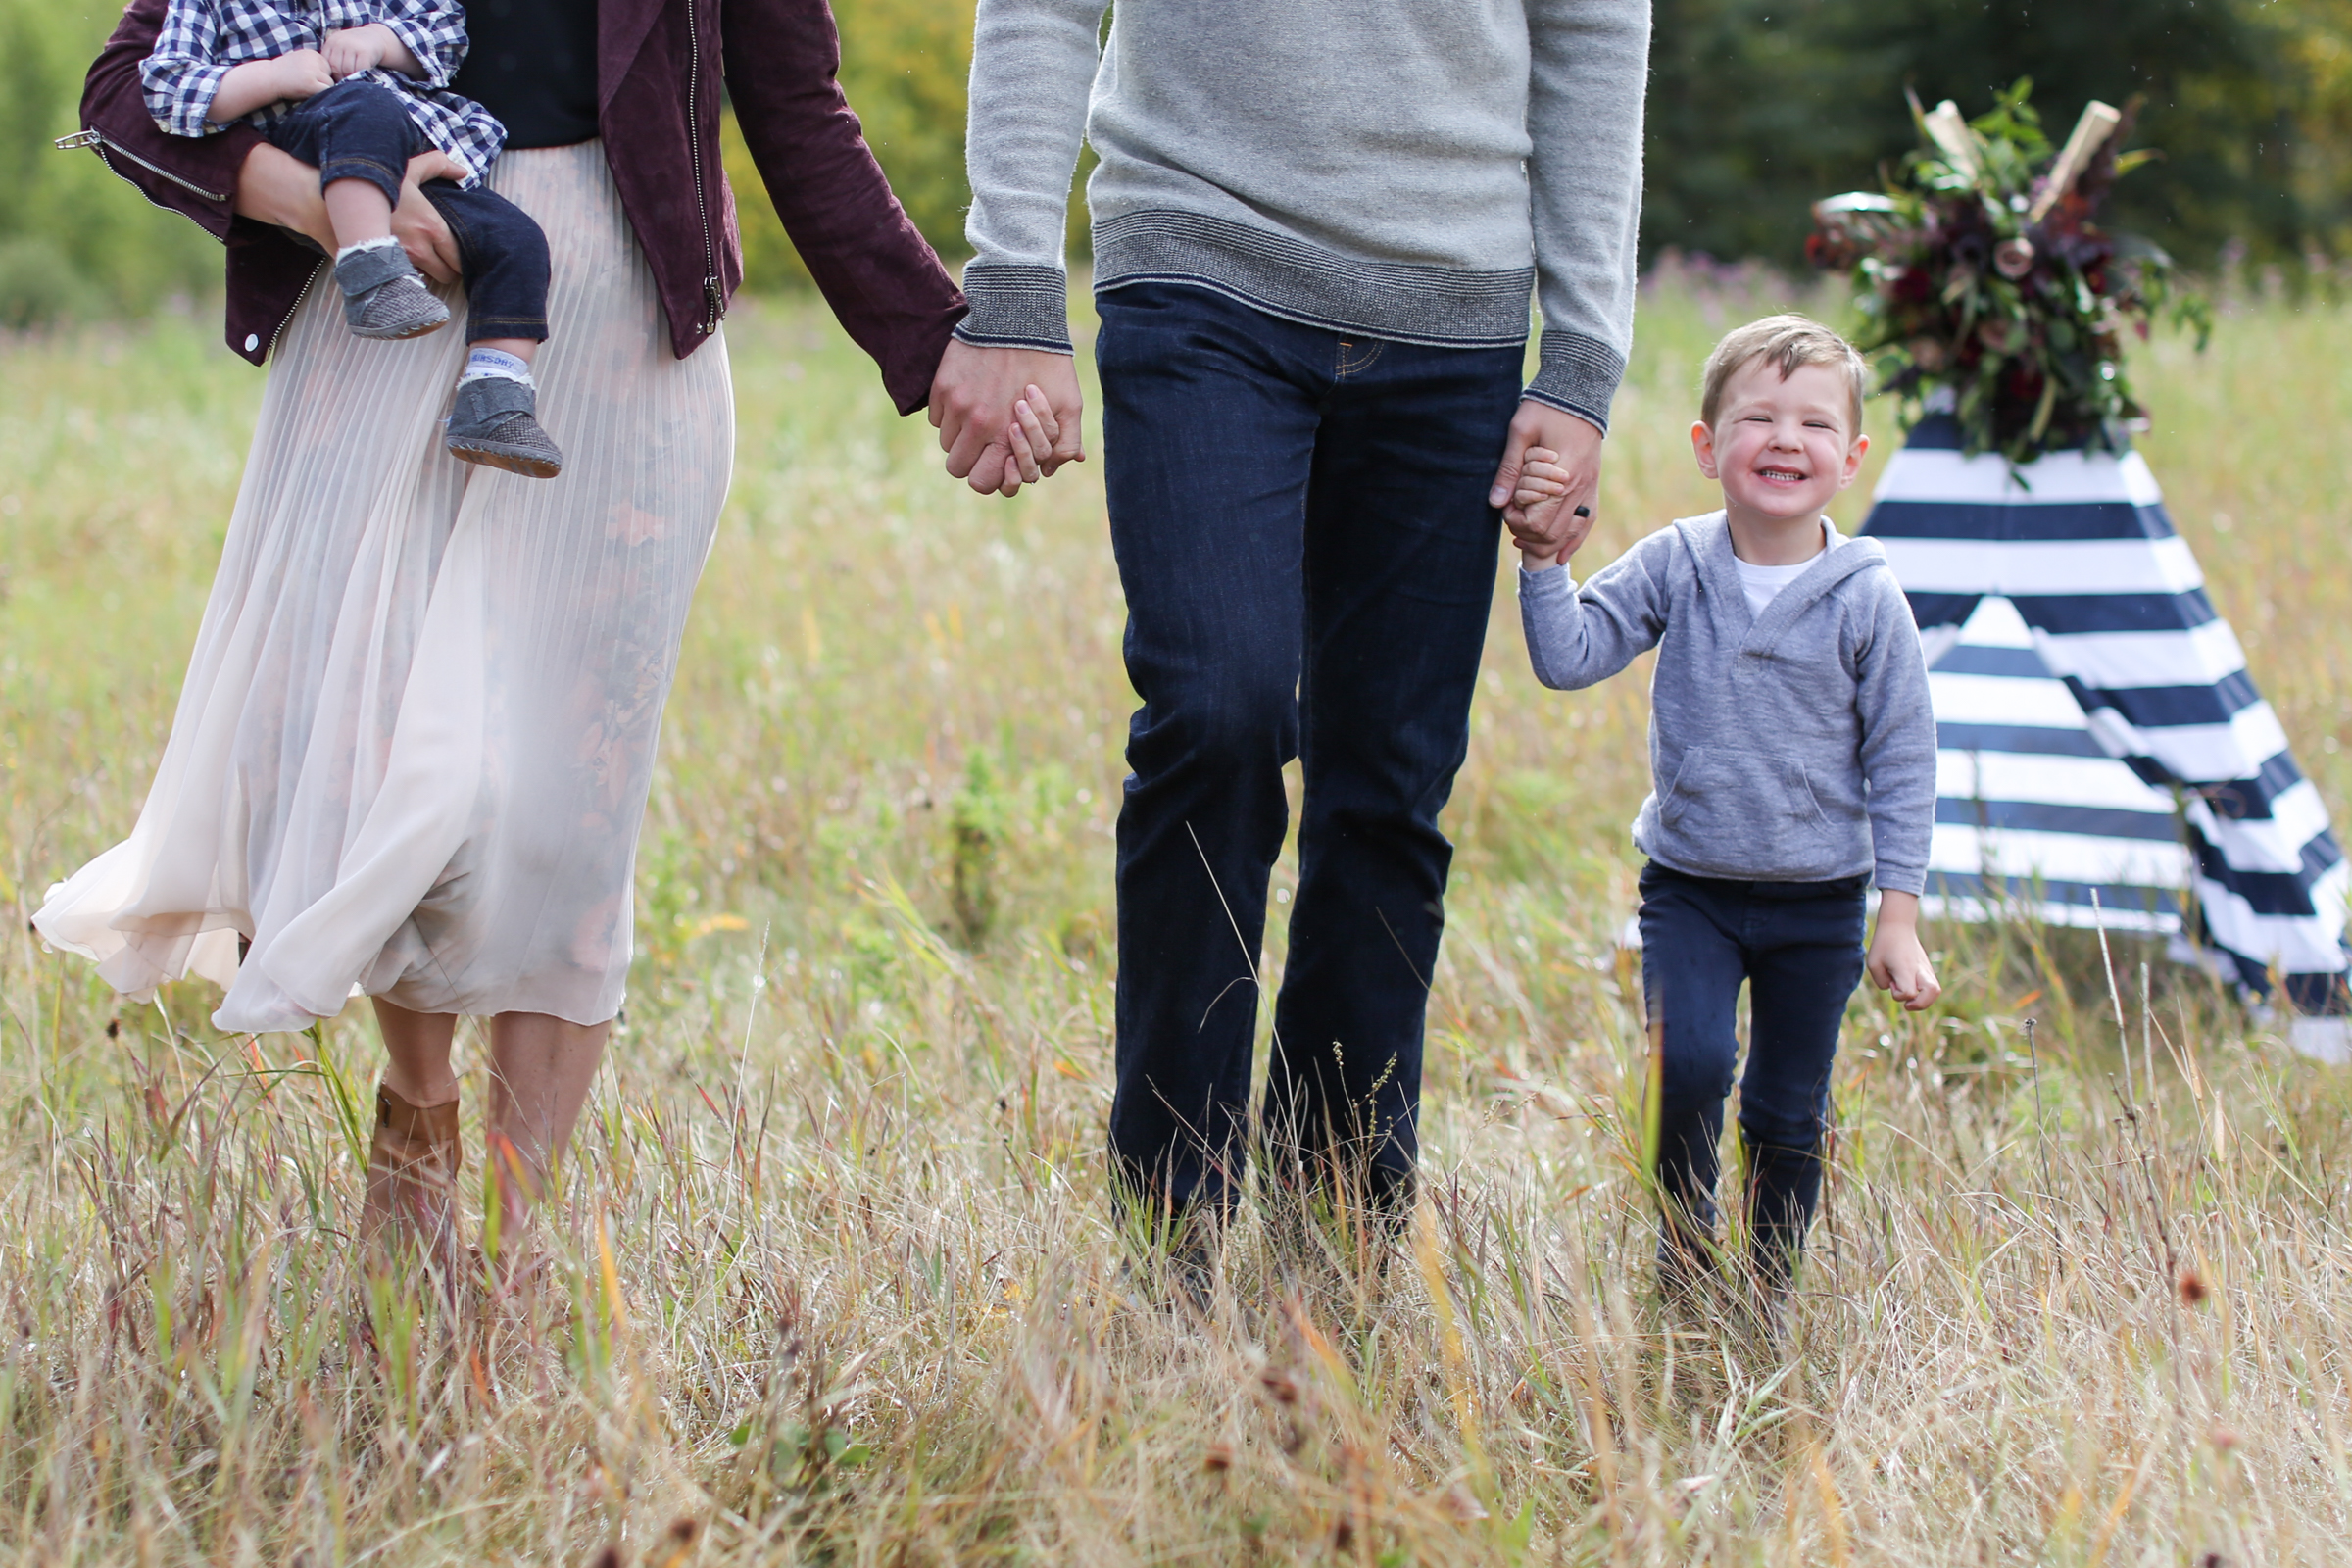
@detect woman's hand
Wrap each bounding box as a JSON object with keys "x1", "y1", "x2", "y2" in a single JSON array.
[
  {"x1": 391, "y1": 151, "x2": 466, "y2": 282},
  {"x1": 233, "y1": 140, "x2": 338, "y2": 250},
  {"x1": 234, "y1": 144, "x2": 466, "y2": 282}
]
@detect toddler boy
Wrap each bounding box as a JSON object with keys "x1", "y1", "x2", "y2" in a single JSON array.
[
  {"x1": 1514, "y1": 315, "x2": 1940, "y2": 1303},
  {"x1": 143, "y1": 0, "x2": 563, "y2": 477}
]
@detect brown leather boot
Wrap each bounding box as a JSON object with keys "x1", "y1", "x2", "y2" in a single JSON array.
[{"x1": 361, "y1": 1083, "x2": 464, "y2": 1281}]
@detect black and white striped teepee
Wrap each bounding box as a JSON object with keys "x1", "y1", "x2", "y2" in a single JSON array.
[{"x1": 1861, "y1": 415, "x2": 2351, "y2": 1058}]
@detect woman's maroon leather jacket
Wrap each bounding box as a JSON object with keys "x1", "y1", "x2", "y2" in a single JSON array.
[{"x1": 72, "y1": 0, "x2": 966, "y2": 414}]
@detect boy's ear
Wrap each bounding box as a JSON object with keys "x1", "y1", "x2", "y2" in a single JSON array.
[
  {"x1": 1690, "y1": 419, "x2": 1719, "y2": 480},
  {"x1": 1838, "y1": 430, "x2": 1870, "y2": 488}
]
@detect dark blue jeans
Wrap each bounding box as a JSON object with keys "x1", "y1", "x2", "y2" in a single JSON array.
[
  {"x1": 1638, "y1": 862, "x2": 1868, "y2": 1287},
  {"x1": 1096, "y1": 281, "x2": 1525, "y2": 1223},
  {"x1": 264, "y1": 80, "x2": 551, "y2": 343}
]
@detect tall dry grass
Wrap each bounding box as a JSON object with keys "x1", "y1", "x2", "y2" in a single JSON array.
[{"x1": 0, "y1": 276, "x2": 2349, "y2": 1565}]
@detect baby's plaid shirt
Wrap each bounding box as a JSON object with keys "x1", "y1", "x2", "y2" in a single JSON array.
[{"x1": 142, "y1": 0, "x2": 507, "y2": 186}]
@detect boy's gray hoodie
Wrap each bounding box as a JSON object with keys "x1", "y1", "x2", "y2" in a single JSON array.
[{"x1": 1518, "y1": 513, "x2": 1936, "y2": 893}]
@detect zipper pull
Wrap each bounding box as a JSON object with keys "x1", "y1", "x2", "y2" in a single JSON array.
[
  {"x1": 701, "y1": 276, "x2": 725, "y2": 335},
  {"x1": 54, "y1": 129, "x2": 101, "y2": 152}
]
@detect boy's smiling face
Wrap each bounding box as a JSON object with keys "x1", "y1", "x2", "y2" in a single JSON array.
[{"x1": 1691, "y1": 359, "x2": 1868, "y2": 534}]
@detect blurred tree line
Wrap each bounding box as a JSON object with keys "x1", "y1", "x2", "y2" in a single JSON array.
[
  {"x1": 1644, "y1": 0, "x2": 2352, "y2": 267},
  {"x1": 0, "y1": 0, "x2": 220, "y2": 324},
  {"x1": 9, "y1": 0, "x2": 2352, "y2": 327}
]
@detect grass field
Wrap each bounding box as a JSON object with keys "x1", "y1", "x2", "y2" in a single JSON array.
[{"x1": 2, "y1": 276, "x2": 2351, "y2": 1566}]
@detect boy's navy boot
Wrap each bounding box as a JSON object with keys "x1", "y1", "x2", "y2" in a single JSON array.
[
  {"x1": 445, "y1": 373, "x2": 564, "y2": 479},
  {"x1": 334, "y1": 241, "x2": 450, "y2": 340}
]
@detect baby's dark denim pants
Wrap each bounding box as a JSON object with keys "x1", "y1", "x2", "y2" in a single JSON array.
[
  {"x1": 264, "y1": 79, "x2": 550, "y2": 343},
  {"x1": 1637, "y1": 860, "x2": 1868, "y2": 1289}
]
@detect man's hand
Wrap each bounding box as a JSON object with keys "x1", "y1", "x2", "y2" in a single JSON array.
[
  {"x1": 1490, "y1": 400, "x2": 1603, "y2": 561},
  {"x1": 322, "y1": 24, "x2": 421, "y2": 79},
  {"x1": 1867, "y1": 891, "x2": 1942, "y2": 1011},
  {"x1": 930, "y1": 340, "x2": 1084, "y2": 497}
]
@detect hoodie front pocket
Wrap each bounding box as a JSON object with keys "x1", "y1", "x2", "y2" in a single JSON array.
[{"x1": 1658, "y1": 747, "x2": 1836, "y2": 849}]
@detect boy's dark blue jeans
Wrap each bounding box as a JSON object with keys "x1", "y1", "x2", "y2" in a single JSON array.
[
  {"x1": 1638, "y1": 861, "x2": 1868, "y2": 1289},
  {"x1": 263, "y1": 79, "x2": 551, "y2": 343},
  {"x1": 1095, "y1": 280, "x2": 1525, "y2": 1226}
]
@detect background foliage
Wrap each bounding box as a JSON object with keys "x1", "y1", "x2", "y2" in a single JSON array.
[
  {"x1": 14, "y1": 0, "x2": 2352, "y2": 327},
  {"x1": 1646, "y1": 0, "x2": 2352, "y2": 270},
  {"x1": 0, "y1": 0, "x2": 218, "y2": 326}
]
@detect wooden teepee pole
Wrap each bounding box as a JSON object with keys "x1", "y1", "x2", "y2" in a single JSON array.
[{"x1": 2029, "y1": 100, "x2": 2123, "y2": 222}]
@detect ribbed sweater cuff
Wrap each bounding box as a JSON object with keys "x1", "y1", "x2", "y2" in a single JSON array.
[
  {"x1": 953, "y1": 263, "x2": 1075, "y2": 353},
  {"x1": 1523, "y1": 330, "x2": 1626, "y2": 434},
  {"x1": 1874, "y1": 863, "x2": 1930, "y2": 898}
]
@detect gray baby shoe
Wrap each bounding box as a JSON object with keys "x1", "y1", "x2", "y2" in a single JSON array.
[
  {"x1": 444, "y1": 374, "x2": 564, "y2": 479},
  {"x1": 335, "y1": 243, "x2": 450, "y2": 340}
]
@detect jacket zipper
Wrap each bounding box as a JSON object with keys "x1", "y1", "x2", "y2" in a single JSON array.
[
  {"x1": 681, "y1": 0, "x2": 724, "y2": 336},
  {"x1": 267, "y1": 260, "x2": 327, "y2": 361},
  {"x1": 57, "y1": 127, "x2": 229, "y2": 204},
  {"x1": 65, "y1": 126, "x2": 320, "y2": 360}
]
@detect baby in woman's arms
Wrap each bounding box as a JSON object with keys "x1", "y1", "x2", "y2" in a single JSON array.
[{"x1": 143, "y1": 0, "x2": 564, "y2": 476}]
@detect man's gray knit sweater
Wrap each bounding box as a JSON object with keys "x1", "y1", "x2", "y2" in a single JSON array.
[
  {"x1": 1518, "y1": 514, "x2": 1937, "y2": 892},
  {"x1": 959, "y1": 0, "x2": 1652, "y2": 431}
]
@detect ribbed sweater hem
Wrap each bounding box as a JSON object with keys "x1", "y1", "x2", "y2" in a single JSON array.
[
  {"x1": 959, "y1": 210, "x2": 1631, "y2": 428},
  {"x1": 1091, "y1": 209, "x2": 1535, "y2": 349}
]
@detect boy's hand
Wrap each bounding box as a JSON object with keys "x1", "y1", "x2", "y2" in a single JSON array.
[
  {"x1": 323, "y1": 24, "x2": 421, "y2": 79},
  {"x1": 1490, "y1": 401, "x2": 1602, "y2": 559},
  {"x1": 210, "y1": 51, "x2": 332, "y2": 122},
  {"x1": 275, "y1": 49, "x2": 335, "y2": 98},
  {"x1": 320, "y1": 26, "x2": 383, "y2": 77},
  {"x1": 1867, "y1": 890, "x2": 1941, "y2": 1011},
  {"x1": 1509, "y1": 448, "x2": 1593, "y2": 569}
]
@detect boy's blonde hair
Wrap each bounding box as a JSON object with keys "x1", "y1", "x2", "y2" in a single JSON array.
[{"x1": 1699, "y1": 315, "x2": 1868, "y2": 433}]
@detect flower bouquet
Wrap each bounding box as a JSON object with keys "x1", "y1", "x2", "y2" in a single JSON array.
[{"x1": 1808, "y1": 82, "x2": 2209, "y2": 463}]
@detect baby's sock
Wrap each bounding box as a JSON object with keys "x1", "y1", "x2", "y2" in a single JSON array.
[
  {"x1": 334, "y1": 235, "x2": 404, "y2": 265},
  {"x1": 458, "y1": 347, "x2": 534, "y2": 387}
]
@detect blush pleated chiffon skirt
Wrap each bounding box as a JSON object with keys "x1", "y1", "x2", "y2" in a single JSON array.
[{"x1": 34, "y1": 140, "x2": 733, "y2": 1032}]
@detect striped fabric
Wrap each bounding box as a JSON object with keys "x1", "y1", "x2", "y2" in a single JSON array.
[{"x1": 1860, "y1": 416, "x2": 2350, "y2": 1027}]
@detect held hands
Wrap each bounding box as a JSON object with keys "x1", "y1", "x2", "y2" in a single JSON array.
[
  {"x1": 1491, "y1": 401, "x2": 1603, "y2": 567},
  {"x1": 929, "y1": 340, "x2": 1085, "y2": 498},
  {"x1": 1867, "y1": 891, "x2": 1942, "y2": 1011},
  {"x1": 1508, "y1": 449, "x2": 1592, "y2": 570}
]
